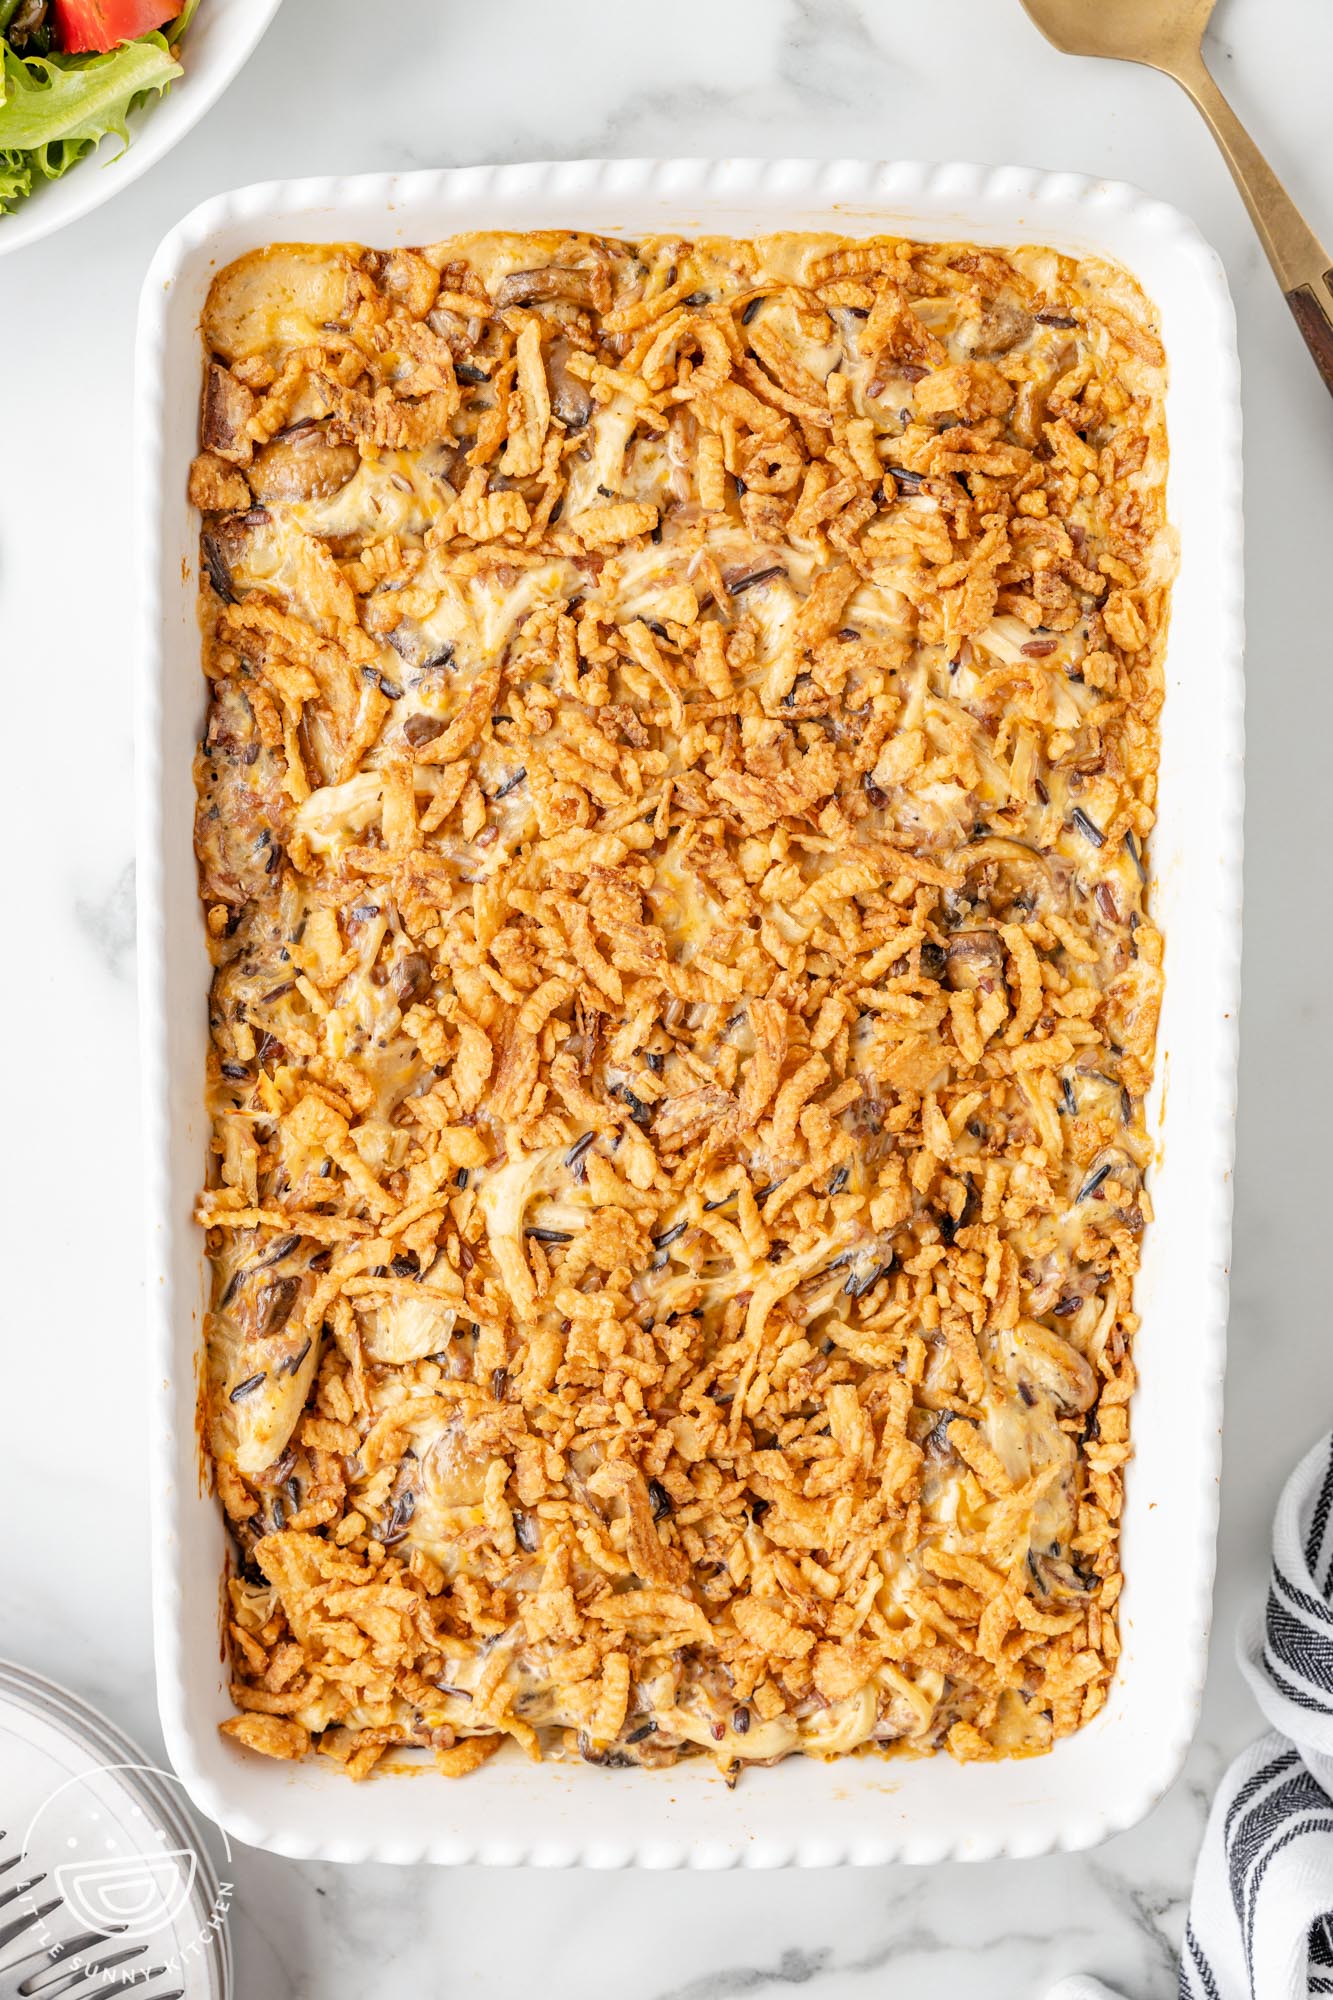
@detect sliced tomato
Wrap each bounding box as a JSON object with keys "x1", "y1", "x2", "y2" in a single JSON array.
[{"x1": 50, "y1": 0, "x2": 181, "y2": 53}]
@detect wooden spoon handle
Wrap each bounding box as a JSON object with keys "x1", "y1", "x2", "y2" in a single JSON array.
[{"x1": 1176, "y1": 54, "x2": 1333, "y2": 399}]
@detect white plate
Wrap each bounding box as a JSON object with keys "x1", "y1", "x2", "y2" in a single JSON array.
[
  {"x1": 0, "y1": 1660, "x2": 231, "y2": 1997},
  {"x1": 135, "y1": 158, "x2": 1244, "y2": 1867},
  {"x1": 0, "y1": 0, "x2": 282, "y2": 258}
]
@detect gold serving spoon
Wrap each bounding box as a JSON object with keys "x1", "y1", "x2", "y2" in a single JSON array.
[{"x1": 1018, "y1": 0, "x2": 1333, "y2": 395}]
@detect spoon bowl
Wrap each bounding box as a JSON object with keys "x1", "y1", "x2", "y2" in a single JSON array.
[{"x1": 1018, "y1": 0, "x2": 1217, "y2": 67}]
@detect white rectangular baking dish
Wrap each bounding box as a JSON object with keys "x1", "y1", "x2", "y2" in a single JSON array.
[{"x1": 135, "y1": 158, "x2": 1244, "y2": 1867}]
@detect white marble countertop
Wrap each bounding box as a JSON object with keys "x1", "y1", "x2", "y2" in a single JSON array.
[{"x1": 3, "y1": 0, "x2": 1332, "y2": 1991}]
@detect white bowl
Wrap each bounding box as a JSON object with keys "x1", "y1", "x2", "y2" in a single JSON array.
[
  {"x1": 0, "y1": 0, "x2": 282, "y2": 257},
  {"x1": 136, "y1": 159, "x2": 1244, "y2": 1867}
]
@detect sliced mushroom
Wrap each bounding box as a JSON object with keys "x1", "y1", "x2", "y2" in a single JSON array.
[
  {"x1": 387, "y1": 619, "x2": 455, "y2": 672},
  {"x1": 961, "y1": 836, "x2": 1059, "y2": 914},
  {"x1": 493, "y1": 265, "x2": 598, "y2": 311},
  {"x1": 199, "y1": 508, "x2": 270, "y2": 604},
  {"x1": 1011, "y1": 371, "x2": 1058, "y2": 450},
  {"x1": 202, "y1": 678, "x2": 261, "y2": 766},
  {"x1": 1027, "y1": 1545, "x2": 1099, "y2": 1600},
  {"x1": 403, "y1": 712, "x2": 447, "y2": 748},
  {"x1": 201, "y1": 528, "x2": 238, "y2": 604},
  {"x1": 548, "y1": 336, "x2": 593, "y2": 431},
  {"x1": 367, "y1": 248, "x2": 439, "y2": 318},
  {"x1": 963, "y1": 297, "x2": 1034, "y2": 356},
  {"x1": 380, "y1": 1460, "x2": 421, "y2": 1544},
  {"x1": 944, "y1": 929, "x2": 1005, "y2": 991},
  {"x1": 921, "y1": 1408, "x2": 958, "y2": 1461},
  {"x1": 250, "y1": 1274, "x2": 303, "y2": 1340},
  {"x1": 247, "y1": 426, "x2": 361, "y2": 505},
  {"x1": 391, "y1": 953, "x2": 433, "y2": 1009},
  {"x1": 1005, "y1": 1317, "x2": 1097, "y2": 1414},
  {"x1": 425, "y1": 305, "x2": 482, "y2": 359},
  {"x1": 201, "y1": 362, "x2": 257, "y2": 465}
]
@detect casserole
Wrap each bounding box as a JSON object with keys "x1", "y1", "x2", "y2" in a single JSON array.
[
  {"x1": 137, "y1": 158, "x2": 1243, "y2": 1865},
  {"x1": 192, "y1": 225, "x2": 1171, "y2": 1780}
]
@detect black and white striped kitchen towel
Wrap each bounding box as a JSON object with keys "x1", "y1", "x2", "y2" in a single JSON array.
[{"x1": 1050, "y1": 1432, "x2": 1333, "y2": 2000}]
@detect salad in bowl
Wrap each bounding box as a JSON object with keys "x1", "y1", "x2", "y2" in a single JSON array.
[
  {"x1": 0, "y1": 0, "x2": 280, "y2": 247},
  {"x1": 1, "y1": 0, "x2": 200, "y2": 215}
]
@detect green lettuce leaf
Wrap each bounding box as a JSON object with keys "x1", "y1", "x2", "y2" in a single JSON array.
[
  {"x1": 0, "y1": 145, "x2": 33, "y2": 210},
  {"x1": 0, "y1": 31, "x2": 181, "y2": 197}
]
